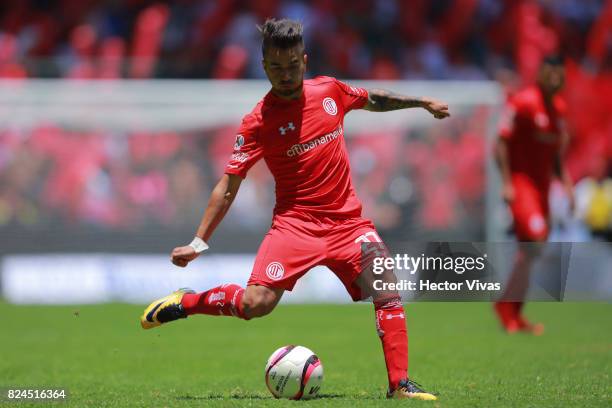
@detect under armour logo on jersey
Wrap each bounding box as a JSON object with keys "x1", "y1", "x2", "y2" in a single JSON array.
[{"x1": 279, "y1": 122, "x2": 296, "y2": 135}]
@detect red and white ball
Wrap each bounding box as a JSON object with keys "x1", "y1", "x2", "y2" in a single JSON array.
[{"x1": 265, "y1": 345, "x2": 323, "y2": 400}]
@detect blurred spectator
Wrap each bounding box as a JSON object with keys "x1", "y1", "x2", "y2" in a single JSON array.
[
  {"x1": 0, "y1": 0, "x2": 610, "y2": 247},
  {"x1": 0, "y1": 0, "x2": 609, "y2": 80},
  {"x1": 575, "y1": 155, "x2": 612, "y2": 240},
  {"x1": 0, "y1": 104, "x2": 493, "y2": 242}
]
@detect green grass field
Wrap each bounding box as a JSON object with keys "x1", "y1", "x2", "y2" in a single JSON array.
[{"x1": 0, "y1": 302, "x2": 610, "y2": 407}]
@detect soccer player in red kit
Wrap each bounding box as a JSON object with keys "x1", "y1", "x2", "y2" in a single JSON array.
[
  {"x1": 494, "y1": 56, "x2": 574, "y2": 335},
  {"x1": 140, "y1": 19, "x2": 449, "y2": 399}
]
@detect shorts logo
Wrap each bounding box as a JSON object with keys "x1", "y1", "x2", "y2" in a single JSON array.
[
  {"x1": 322, "y1": 97, "x2": 337, "y2": 116},
  {"x1": 265, "y1": 262, "x2": 285, "y2": 281},
  {"x1": 234, "y1": 134, "x2": 245, "y2": 150}
]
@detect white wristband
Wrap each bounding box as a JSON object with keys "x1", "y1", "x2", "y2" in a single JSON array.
[{"x1": 188, "y1": 237, "x2": 209, "y2": 253}]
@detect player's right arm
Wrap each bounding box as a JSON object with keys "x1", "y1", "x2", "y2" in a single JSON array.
[
  {"x1": 171, "y1": 174, "x2": 243, "y2": 267},
  {"x1": 495, "y1": 98, "x2": 518, "y2": 204},
  {"x1": 494, "y1": 136, "x2": 514, "y2": 204},
  {"x1": 171, "y1": 111, "x2": 263, "y2": 268}
]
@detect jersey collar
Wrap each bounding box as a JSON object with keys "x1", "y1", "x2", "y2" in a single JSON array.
[{"x1": 266, "y1": 86, "x2": 306, "y2": 106}]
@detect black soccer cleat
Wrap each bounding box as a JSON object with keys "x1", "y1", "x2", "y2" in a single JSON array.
[{"x1": 140, "y1": 288, "x2": 194, "y2": 329}]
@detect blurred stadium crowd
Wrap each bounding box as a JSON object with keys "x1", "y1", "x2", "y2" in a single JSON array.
[
  {"x1": 0, "y1": 107, "x2": 491, "y2": 242},
  {"x1": 0, "y1": 0, "x2": 611, "y2": 247},
  {"x1": 0, "y1": 0, "x2": 609, "y2": 80}
]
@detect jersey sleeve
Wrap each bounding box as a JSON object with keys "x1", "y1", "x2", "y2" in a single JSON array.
[
  {"x1": 333, "y1": 78, "x2": 369, "y2": 112},
  {"x1": 224, "y1": 114, "x2": 263, "y2": 179}
]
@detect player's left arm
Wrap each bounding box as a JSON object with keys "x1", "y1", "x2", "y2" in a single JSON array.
[
  {"x1": 553, "y1": 120, "x2": 575, "y2": 213},
  {"x1": 363, "y1": 89, "x2": 450, "y2": 119}
]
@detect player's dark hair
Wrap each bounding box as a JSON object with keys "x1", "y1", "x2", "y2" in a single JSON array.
[
  {"x1": 258, "y1": 18, "x2": 304, "y2": 56},
  {"x1": 542, "y1": 54, "x2": 564, "y2": 67}
]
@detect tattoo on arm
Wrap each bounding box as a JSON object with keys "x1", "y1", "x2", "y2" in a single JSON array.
[{"x1": 364, "y1": 89, "x2": 425, "y2": 112}]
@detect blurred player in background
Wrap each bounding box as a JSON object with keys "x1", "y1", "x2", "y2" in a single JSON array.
[
  {"x1": 139, "y1": 18, "x2": 449, "y2": 400},
  {"x1": 494, "y1": 55, "x2": 574, "y2": 335}
]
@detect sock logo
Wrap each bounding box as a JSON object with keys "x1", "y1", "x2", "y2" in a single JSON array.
[
  {"x1": 265, "y1": 262, "x2": 285, "y2": 281},
  {"x1": 208, "y1": 292, "x2": 225, "y2": 302}
]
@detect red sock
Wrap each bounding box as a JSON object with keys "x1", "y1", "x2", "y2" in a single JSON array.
[
  {"x1": 374, "y1": 298, "x2": 408, "y2": 390},
  {"x1": 181, "y1": 284, "x2": 247, "y2": 319},
  {"x1": 494, "y1": 301, "x2": 519, "y2": 327},
  {"x1": 514, "y1": 301, "x2": 524, "y2": 315}
]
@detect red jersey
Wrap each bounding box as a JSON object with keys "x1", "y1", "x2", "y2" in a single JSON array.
[
  {"x1": 499, "y1": 86, "x2": 567, "y2": 190},
  {"x1": 225, "y1": 76, "x2": 369, "y2": 218}
]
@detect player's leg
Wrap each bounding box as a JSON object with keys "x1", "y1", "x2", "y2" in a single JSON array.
[
  {"x1": 140, "y1": 215, "x2": 325, "y2": 329},
  {"x1": 141, "y1": 283, "x2": 284, "y2": 329},
  {"x1": 508, "y1": 243, "x2": 545, "y2": 335},
  {"x1": 241, "y1": 285, "x2": 284, "y2": 318},
  {"x1": 181, "y1": 283, "x2": 284, "y2": 319},
  {"x1": 173, "y1": 223, "x2": 299, "y2": 321},
  {"x1": 140, "y1": 283, "x2": 251, "y2": 329},
  {"x1": 324, "y1": 218, "x2": 436, "y2": 400},
  {"x1": 494, "y1": 244, "x2": 545, "y2": 335},
  {"x1": 494, "y1": 175, "x2": 547, "y2": 334}
]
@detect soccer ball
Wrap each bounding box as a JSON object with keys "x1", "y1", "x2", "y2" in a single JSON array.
[{"x1": 265, "y1": 345, "x2": 323, "y2": 400}]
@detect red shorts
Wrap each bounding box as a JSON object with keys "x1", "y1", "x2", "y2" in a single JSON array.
[
  {"x1": 510, "y1": 173, "x2": 550, "y2": 241},
  {"x1": 247, "y1": 212, "x2": 383, "y2": 301}
]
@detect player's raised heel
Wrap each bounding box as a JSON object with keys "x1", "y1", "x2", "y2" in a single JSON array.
[
  {"x1": 517, "y1": 316, "x2": 545, "y2": 336},
  {"x1": 140, "y1": 288, "x2": 195, "y2": 330},
  {"x1": 387, "y1": 379, "x2": 438, "y2": 401}
]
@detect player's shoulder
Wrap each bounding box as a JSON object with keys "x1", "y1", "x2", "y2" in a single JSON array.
[
  {"x1": 240, "y1": 101, "x2": 264, "y2": 131},
  {"x1": 304, "y1": 76, "x2": 348, "y2": 95},
  {"x1": 510, "y1": 86, "x2": 541, "y2": 115},
  {"x1": 305, "y1": 76, "x2": 364, "y2": 96},
  {"x1": 304, "y1": 75, "x2": 339, "y2": 87},
  {"x1": 512, "y1": 86, "x2": 540, "y2": 107}
]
